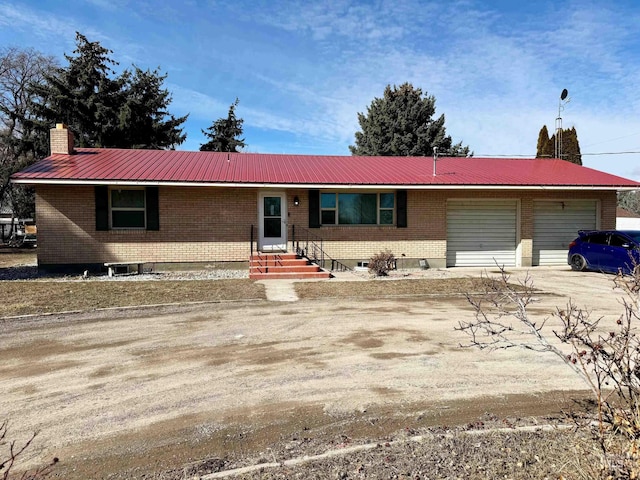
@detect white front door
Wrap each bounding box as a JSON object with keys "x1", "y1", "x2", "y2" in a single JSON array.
[{"x1": 258, "y1": 192, "x2": 287, "y2": 251}]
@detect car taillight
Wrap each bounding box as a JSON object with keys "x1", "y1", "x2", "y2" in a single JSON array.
[{"x1": 569, "y1": 241, "x2": 577, "y2": 248}]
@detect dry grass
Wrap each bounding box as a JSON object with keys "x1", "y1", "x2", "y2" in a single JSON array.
[
  {"x1": 0, "y1": 249, "x2": 35, "y2": 268},
  {"x1": 296, "y1": 277, "x2": 503, "y2": 299},
  {"x1": 157, "y1": 427, "x2": 604, "y2": 479},
  {"x1": 0, "y1": 274, "x2": 514, "y2": 318},
  {"x1": 0, "y1": 279, "x2": 265, "y2": 317},
  {"x1": 245, "y1": 429, "x2": 597, "y2": 480}
]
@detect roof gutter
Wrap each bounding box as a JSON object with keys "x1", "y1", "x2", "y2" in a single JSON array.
[{"x1": 10, "y1": 178, "x2": 639, "y2": 191}]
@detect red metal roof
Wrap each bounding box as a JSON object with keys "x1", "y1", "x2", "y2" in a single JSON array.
[{"x1": 11, "y1": 148, "x2": 640, "y2": 188}]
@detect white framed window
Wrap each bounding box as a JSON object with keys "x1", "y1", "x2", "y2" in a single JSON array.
[
  {"x1": 110, "y1": 188, "x2": 146, "y2": 229},
  {"x1": 320, "y1": 192, "x2": 395, "y2": 225}
]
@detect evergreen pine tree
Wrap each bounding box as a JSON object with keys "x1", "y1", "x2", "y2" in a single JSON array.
[
  {"x1": 536, "y1": 125, "x2": 553, "y2": 158},
  {"x1": 536, "y1": 125, "x2": 582, "y2": 165},
  {"x1": 31, "y1": 32, "x2": 187, "y2": 149},
  {"x1": 200, "y1": 98, "x2": 246, "y2": 152},
  {"x1": 349, "y1": 83, "x2": 470, "y2": 157}
]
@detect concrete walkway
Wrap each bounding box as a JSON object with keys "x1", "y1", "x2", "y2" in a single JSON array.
[
  {"x1": 257, "y1": 279, "x2": 299, "y2": 302},
  {"x1": 257, "y1": 265, "x2": 621, "y2": 308}
]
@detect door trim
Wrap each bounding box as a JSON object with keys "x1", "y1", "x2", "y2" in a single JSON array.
[{"x1": 257, "y1": 191, "x2": 287, "y2": 251}]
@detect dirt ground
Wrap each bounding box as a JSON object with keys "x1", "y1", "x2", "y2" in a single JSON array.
[{"x1": 0, "y1": 250, "x2": 627, "y2": 479}]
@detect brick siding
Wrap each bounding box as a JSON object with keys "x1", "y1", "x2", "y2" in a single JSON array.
[{"x1": 35, "y1": 185, "x2": 617, "y2": 269}]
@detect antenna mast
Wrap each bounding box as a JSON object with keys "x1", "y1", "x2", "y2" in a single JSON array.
[{"x1": 555, "y1": 89, "x2": 569, "y2": 159}]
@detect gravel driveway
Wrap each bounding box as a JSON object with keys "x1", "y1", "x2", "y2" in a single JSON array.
[{"x1": 0, "y1": 263, "x2": 625, "y2": 478}]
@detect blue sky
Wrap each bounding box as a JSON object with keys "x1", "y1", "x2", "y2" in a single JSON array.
[{"x1": 2, "y1": 0, "x2": 640, "y2": 181}]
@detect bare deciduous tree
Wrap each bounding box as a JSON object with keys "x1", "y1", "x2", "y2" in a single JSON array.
[
  {"x1": 457, "y1": 266, "x2": 640, "y2": 478},
  {"x1": 0, "y1": 47, "x2": 56, "y2": 219}
]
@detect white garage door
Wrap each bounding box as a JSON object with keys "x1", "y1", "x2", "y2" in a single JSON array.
[
  {"x1": 447, "y1": 200, "x2": 518, "y2": 267},
  {"x1": 533, "y1": 200, "x2": 597, "y2": 265}
]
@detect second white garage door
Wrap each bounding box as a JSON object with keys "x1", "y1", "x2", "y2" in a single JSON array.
[
  {"x1": 533, "y1": 200, "x2": 597, "y2": 265},
  {"x1": 447, "y1": 200, "x2": 518, "y2": 267}
]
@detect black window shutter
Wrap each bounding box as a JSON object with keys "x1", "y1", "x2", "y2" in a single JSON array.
[
  {"x1": 309, "y1": 189, "x2": 320, "y2": 228},
  {"x1": 396, "y1": 189, "x2": 407, "y2": 228},
  {"x1": 146, "y1": 187, "x2": 159, "y2": 231},
  {"x1": 95, "y1": 186, "x2": 109, "y2": 231}
]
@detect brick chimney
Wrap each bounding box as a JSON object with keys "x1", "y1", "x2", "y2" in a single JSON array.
[{"x1": 50, "y1": 123, "x2": 74, "y2": 155}]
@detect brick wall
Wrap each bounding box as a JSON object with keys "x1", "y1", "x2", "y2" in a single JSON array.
[
  {"x1": 49, "y1": 124, "x2": 74, "y2": 155},
  {"x1": 34, "y1": 185, "x2": 618, "y2": 270},
  {"x1": 304, "y1": 189, "x2": 617, "y2": 267},
  {"x1": 36, "y1": 185, "x2": 261, "y2": 268}
]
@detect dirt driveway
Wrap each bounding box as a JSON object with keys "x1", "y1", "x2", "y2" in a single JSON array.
[{"x1": 0, "y1": 266, "x2": 624, "y2": 478}]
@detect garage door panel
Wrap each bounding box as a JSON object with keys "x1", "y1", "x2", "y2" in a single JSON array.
[
  {"x1": 447, "y1": 200, "x2": 517, "y2": 267},
  {"x1": 450, "y1": 250, "x2": 516, "y2": 267},
  {"x1": 533, "y1": 200, "x2": 597, "y2": 265}
]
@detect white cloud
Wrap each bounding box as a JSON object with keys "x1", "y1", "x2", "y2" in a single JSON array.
[{"x1": 0, "y1": 3, "x2": 79, "y2": 43}]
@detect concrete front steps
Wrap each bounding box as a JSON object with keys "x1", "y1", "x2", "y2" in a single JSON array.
[{"x1": 249, "y1": 253, "x2": 331, "y2": 280}]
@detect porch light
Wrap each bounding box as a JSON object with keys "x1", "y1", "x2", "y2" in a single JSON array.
[{"x1": 293, "y1": 196, "x2": 300, "y2": 206}]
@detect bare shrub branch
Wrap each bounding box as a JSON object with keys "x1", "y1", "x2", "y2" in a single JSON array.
[
  {"x1": 0, "y1": 421, "x2": 57, "y2": 480},
  {"x1": 456, "y1": 264, "x2": 640, "y2": 478},
  {"x1": 368, "y1": 250, "x2": 395, "y2": 277}
]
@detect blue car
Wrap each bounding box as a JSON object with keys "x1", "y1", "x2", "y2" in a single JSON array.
[{"x1": 568, "y1": 230, "x2": 640, "y2": 274}]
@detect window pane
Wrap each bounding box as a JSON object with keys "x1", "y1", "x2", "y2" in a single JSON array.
[
  {"x1": 380, "y1": 193, "x2": 394, "y2": 209},
  {"x1": 321, "y1": 210, "x2": 336, "y2": 224},
  {"x1": 380, "y1": 210, "x2": 393, "y2": 225},
  {"x1": 263, "y1": 197, "x2": 281, "y2": 217},
  {"x1": 112, "y1": 189, "x2": 145, "y2": 208},
  {"x1": 321, "y1": 193, "x2": 336, "y2": 209},
  {"x1": 264, "y1": 218, "x2": 281, "y2": 237},
  {"x1": 588, "y1": 234, "x2": 608, "y2": 245},
  {"x1": 112, "y1": 211, "x2": 145, "y2": 228},
  {"x1": 610, "y1": 235, "x2": 627, "y2": 247},
  {"x1": 339, "y1": 193, "x2": 376, "y2": 224},
  {"x1": 361, "y1": 195, "x2": 377, "y2": 224}
]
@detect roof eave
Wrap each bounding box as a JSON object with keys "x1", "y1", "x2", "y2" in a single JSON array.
[{"x1": 10, "y1": 178, "x2": 638, "y2": 190}]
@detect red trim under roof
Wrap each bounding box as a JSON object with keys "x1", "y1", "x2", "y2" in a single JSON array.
[{"x1": 11, "y1": 148, "x2": 640, "y2": 188}]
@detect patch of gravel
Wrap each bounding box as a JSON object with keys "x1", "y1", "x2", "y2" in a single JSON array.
[{"x1": 0, "y1": 265, "x2": 249, "y2": 282}]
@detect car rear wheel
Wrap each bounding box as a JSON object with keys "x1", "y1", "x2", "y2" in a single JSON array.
[{"x1": 570, "y1": 254, "x2": 587, "y2": 271}]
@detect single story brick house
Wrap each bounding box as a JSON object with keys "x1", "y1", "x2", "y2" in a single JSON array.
[{"x1": 11, "y1": 124, "x2": 640, "y2": 273}]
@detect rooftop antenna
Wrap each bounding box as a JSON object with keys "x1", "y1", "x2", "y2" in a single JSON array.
[
  {"x1": 555, "y1": 89, "x2": 570, "y2": 159},
  {"x1": 433, "y1": 146, "x2": 438, "y2": 176}
]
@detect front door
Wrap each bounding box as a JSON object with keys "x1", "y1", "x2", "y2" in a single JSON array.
[{"x1": 258, "y1": 192, "x2": 287, "y2": 251}]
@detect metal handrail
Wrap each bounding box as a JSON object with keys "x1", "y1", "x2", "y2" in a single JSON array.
[
  {"x1": 290, "y1": 225, "x2": 351, "y2": 272},
  {"x1": 250, "y1": 223, "x2": 288, "y2": 274}
]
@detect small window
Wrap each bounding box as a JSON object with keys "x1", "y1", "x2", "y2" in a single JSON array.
[
  {"x1": 321, "y1": 193, "x2": 337, "y2": 224},
  {"x1": 587, "y1": 233, "x2": 608, "y2": 245},
  {"x1": 610, "y1": 235, "x2": 628, "y2": 247},
  {"x1": 379, "y1": 193, "x2": 394, "y2": 225},
  {"x1": 111, "y1": 188, "x2": 146, "y2": 229}
]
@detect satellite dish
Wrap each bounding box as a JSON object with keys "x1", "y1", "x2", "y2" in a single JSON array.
[{"x1": 560, "y1": 89, "x2": 568, "y2": 100}]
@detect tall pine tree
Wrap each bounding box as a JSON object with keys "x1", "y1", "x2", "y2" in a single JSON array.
[
  {"x1": 31, "y1": 32, "x2": 187, "y2": 149},
  {"x1": 535, "y1": 125, "x2": 582, "y2": 165},
  {"x1": 349, "y1": 83, "x2": 470, "y2": 157},
  {"x1": 535, "y1": 125, "x2": 553, "y2": 158},
  {"x1": 116, "y1": 67, "x2": 187, "y2": 149},
  {"x1": 200, "y1": 98, "x2": 246, "y2": 152}
]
